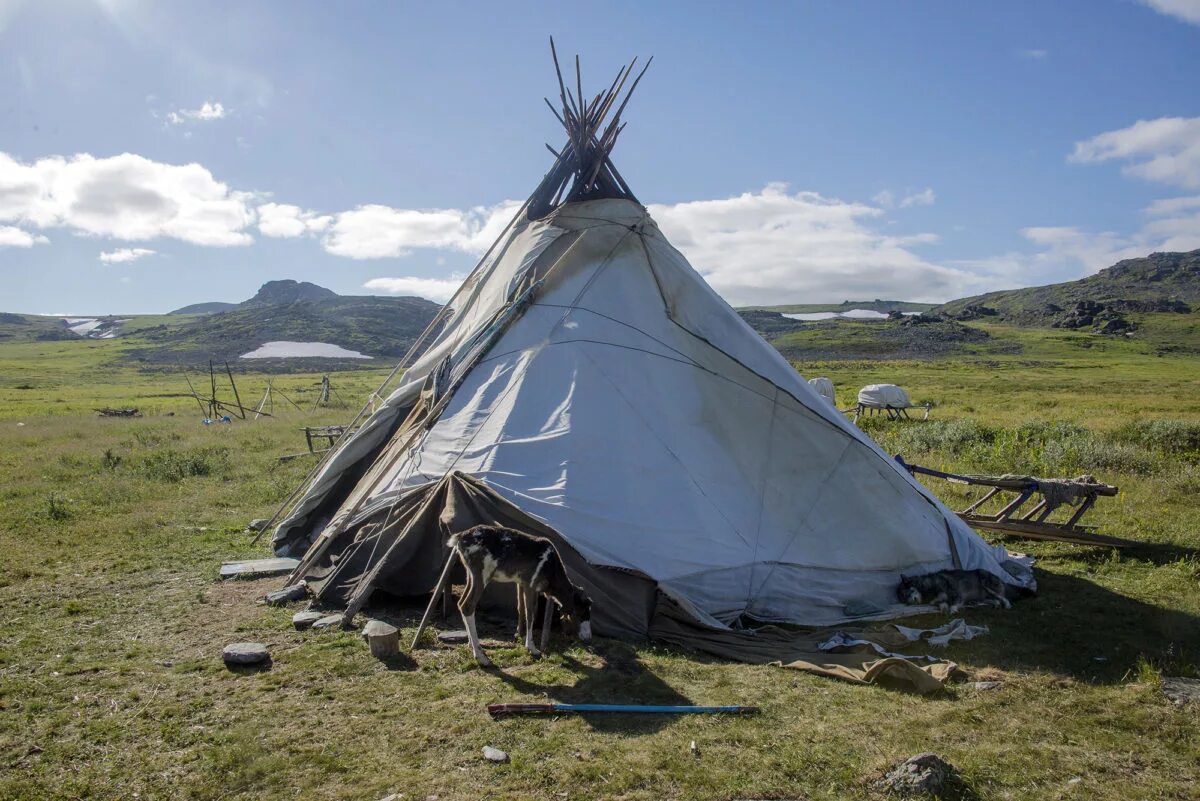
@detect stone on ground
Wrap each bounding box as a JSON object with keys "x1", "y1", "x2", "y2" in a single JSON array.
[
  {"x1": 247, "y1": 518, "x2": 271, "y2": 531},
  {"x1": 971, "y1": 680, "x2": 1002, "y2": 691},
  {"x1": 264, "y1": 583, "x2": 307, "y2": 606},
  {"x1": 222, "y1": 642, "x2": 270, "y2": 666},
  {"x1": 482, "y1": 745, "x2": 509, "y2": 763},
  {"x1": 876, "y1": 753, "x2": 957, "y2": 796},
  {"x1": 312, "y1": 614, "x2": 347, "y2": 630},
  {"x1": 438, "y1": 630, "x2": 469, "y2": 644},
  {"x1": 292, "y1": 611, "x2": 324, "y2": 630},
  {"x1": 1163, "y1": 676, "x2": 1200, "y2": 707}
]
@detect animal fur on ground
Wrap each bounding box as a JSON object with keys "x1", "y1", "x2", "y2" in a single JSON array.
[
  {"x1": 448, "y1": 524, "x2": 593, "y2": 667},
  {"x1": 897, "y1": 569, "x2": 1030, "y2": 613}
]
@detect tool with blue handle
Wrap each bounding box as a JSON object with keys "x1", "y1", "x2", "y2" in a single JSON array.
[{"x1": 488, "y1": 703, "x2": 759, "y2": 717}]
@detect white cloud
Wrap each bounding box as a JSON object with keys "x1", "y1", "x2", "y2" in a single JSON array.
[
  {"x1": 363, "y1": 275, "x2": 464, "y2": 303},
  {"x1": 871, "y1": 190, "x2": 894, "y2": 208},
  {"x1": 647, "y1": 183, "x2": 985, "y2": 306},
  {"x1": 1018, "y1": 49, "x2": 1049, "y2": 60},
  {"x1": 1140, "y1": 0, "x2": 1200, "y2": 25},
  {"x1": 871, "y1": 187, "x2": 935, "y2": 209},
  {"x1": 99, "y1": 247, "x2": 155, "y2": 263},
  {"x1": 0, "y1": 225, "x2": 47, "y2": 248},
  {"x1": 899, "y1": 187, "x2": 936, "y2": 208},
  {"x1": 167, "y1": 101, "x2": 227, "y2": 125},
  {"x1": 257, "y1": 202, "x2": 331, "y2": 238},
  {"x1": 0, "y1": 151, "x2": 256, "y2": 246},
  {"x1": 1070, "y1": 116, "x2": 1200, "y2": 188},
  {"x1": 1144, "y1": 195, "x2": 1200, "y2": 217},
  {"x1": 321, "y1": 200, "x2": 521, "y2": 259},
  {"x1": 997, "y1": 194, "x2": 1200, "y2": 280}
]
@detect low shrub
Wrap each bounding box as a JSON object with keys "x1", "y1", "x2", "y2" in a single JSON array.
[
  {"x1": 137, "y1": 447, "x2": 230, "y2": 483},
  {"x1": 1109, "y1": 420, "x2": 1200, "y2": 461},
  {"x1": 865, "y1": 417, "x2": 1164, "y2": 476},
  {"x1": 46, "y1": 493, "x2": 71, "y2": 521}
]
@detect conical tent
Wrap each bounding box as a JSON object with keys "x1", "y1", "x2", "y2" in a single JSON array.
[{"x1": 271, "y1": 46, "x2": 1030, "y2": 646}]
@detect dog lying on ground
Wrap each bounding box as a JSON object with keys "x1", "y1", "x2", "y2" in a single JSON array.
[
  {"x1": 897, "y1": 569, "x2": 1026, "y2": 613},
  {"x1": 448, "y1": 524, "x2": 593, "y2": 667}
]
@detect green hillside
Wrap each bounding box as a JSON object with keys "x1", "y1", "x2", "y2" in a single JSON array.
[
  {"x1": 129, "y1": 295, "x2": 441, "y2": 366},
  {"x1": 0, "y1": 281, "x2": 443, "y2": 370},
  {"x1": 936, "y1": 250, "x2": 1199, "y2": 325}
]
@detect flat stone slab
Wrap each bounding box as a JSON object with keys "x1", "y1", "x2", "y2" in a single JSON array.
[
  {"x1": 219, "y1": 557, "x2": 299, "y2": 580},
  {"x1": 438, "y1": 630, "x2": 469, "y2": 644},
  {"x1": 972, "y1": 681, "x2": 1002, "y2": 691},
  {"x1": 1163, "y1": 676, "x2": 1200, "y2": 707},
  {"x1": 222, "y1": 642, "x2": 270, "y2": 665},
  {"x1": 247, "y1": 518, "x2": 271, "y2": 532},
  {"x1": 311, "y1": 614, "x2": 346, "y2": 630},
  {"x1": 264, "y1": 583, "x2": 307, "y2": 606},
  {"x1": 293, "y1": 611, "x2": 324, "y2": 630}
]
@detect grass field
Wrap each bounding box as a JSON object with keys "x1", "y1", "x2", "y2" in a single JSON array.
[{"x1": 1, "y1": 325, "x2": 1198, "y2": 800}]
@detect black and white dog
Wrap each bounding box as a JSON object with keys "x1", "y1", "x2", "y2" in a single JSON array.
[
  {"x1": 448, "y1": 525, "x2": 593, "y2": 666},
  {"x1": 897, "y1": 569, "x2": 1020, "y2": 613}
]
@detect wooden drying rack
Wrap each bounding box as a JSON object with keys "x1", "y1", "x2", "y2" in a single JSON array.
[{"x1": 896, "y1": 456, "x2": 1136, "y2": 548}]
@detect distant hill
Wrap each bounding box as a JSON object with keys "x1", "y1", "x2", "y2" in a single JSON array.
[
  {"x1": 169, "y1": 280, "x2": 337, "y2": 315},
  {"x1": 130, "y1": 291, "x2": 441, "y2": 366},
  {"x1": 741, "y1": 299, "x2": 935, "y2": 314},
  {"x1": 935, "y1": 250, "x2": 1199, "y2": 327},
  {"x1": 0, "y1": 279, "x2": 444, "y2": 366},
  {"x1": 240, "y1": 279, "x2": 338, "y2": 307},
  {"x1": 169, "y1": 301, "x2": 237, "y2": 315}
]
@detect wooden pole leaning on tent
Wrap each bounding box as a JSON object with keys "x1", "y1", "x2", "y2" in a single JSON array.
[
  {"x1": 540, "y1": 594, "x2": 554, "y2": 654},
  {"x1": 410, "y1": 550, "x2": 458, "y2": 650}
]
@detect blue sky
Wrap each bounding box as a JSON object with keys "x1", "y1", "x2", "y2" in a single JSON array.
[{"x1": 2, "y1": 0, "x2": 1200, "y2": 313}]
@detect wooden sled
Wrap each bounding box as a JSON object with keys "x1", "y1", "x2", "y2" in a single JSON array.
[
  {"x1": 896, "y1": 456, "x2": 1136, "y2": 548},
  {"x1": 850, "y1": 402, "x2": 932, "y2": 422}
]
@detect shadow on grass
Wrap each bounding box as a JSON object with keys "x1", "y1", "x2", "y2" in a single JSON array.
[
  {"x1": 1066, "y1": 539, "x2": 1200, "y2": 567},
  {"x1": 490, "y1": 641, "x2": 694, "y2": 734},
  {"x1": 942, "y1": 570, "x2": 1200, "y2": 681},
  {"x1": 225, "y1": 658, "x2": 273, "y2": 675},
  {"x1": 378, "y1": 652, "x2": 417, "y2": 671}
]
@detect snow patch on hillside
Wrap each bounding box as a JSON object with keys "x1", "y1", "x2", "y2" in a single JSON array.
[{"x1": 240, "y1": 341, "x2": 373, "y2": 359}]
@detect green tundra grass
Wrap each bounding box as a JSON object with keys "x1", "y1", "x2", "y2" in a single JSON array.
[{"x1": 1, "y1": 321, "x2": 1198, "y2": 801}]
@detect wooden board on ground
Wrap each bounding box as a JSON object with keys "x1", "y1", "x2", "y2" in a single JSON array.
[{"x1": 219, "y1": 557, "x2": 300, "y2": 579}]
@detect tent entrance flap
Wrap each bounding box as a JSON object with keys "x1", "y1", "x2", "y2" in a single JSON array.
[{"x1": 288, "y1": 471, "x2": 658, "y2": 641}]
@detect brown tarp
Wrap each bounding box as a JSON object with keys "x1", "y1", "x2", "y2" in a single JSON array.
[
  {"x1": 288, "y1": 471, "x2": 960, "y2": 694},
  {"x1": 650, "y1": 596, "x2": 958, "y2": 694}
]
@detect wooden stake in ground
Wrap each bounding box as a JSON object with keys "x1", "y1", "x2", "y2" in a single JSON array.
[{"x1": 362, "y1": 619, "x2": 400, "y2": 660}]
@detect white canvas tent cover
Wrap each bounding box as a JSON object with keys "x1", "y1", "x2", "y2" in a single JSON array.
[
  {"x1": 858, "y1": 383, "x2": 912, "y2": 409},
  {"x1": 270, "y1": 46, "x2": 1030, "y2": 648},
  {"x1": 274, "y1": 199, "x2": 1028, "y2": 630},
  {"x1": 807, "y1": 376, "x2": 836, "y2": 405}
]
